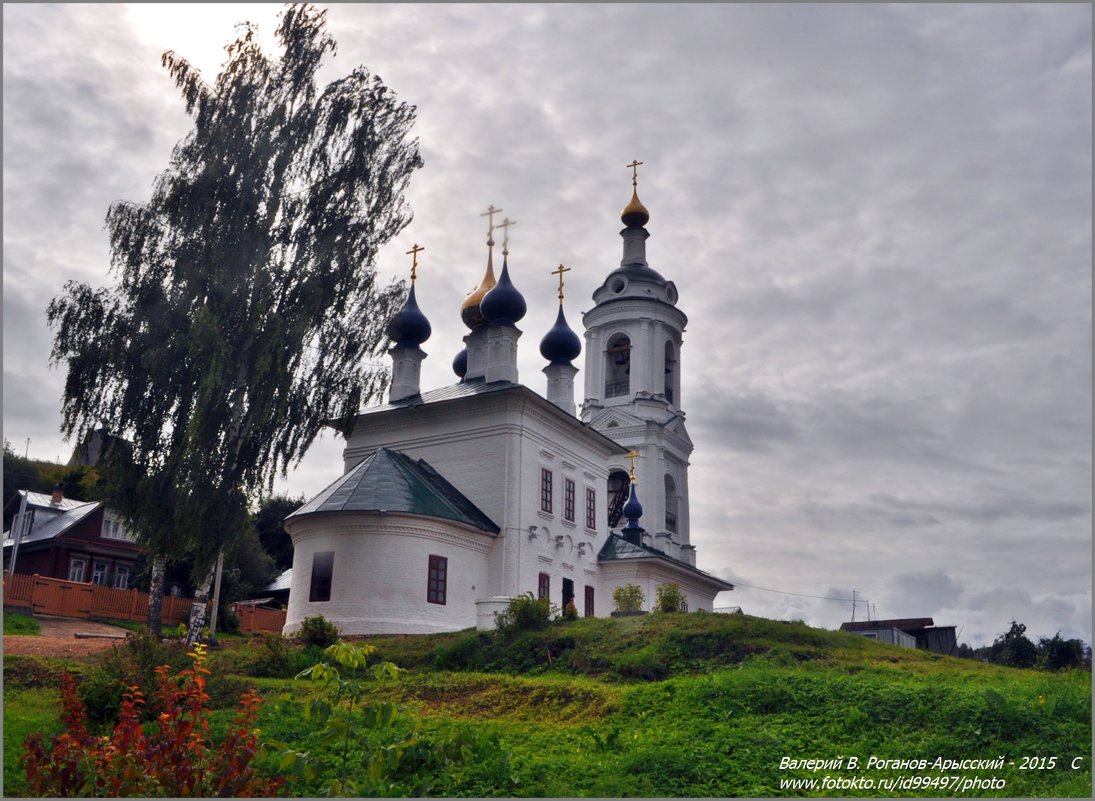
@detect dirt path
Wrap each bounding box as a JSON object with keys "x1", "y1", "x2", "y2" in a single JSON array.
[{"x1": 4, "y1": 616, "x2": 132, "y2": 659}]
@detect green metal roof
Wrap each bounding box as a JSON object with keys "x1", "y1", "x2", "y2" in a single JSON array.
[
  {"x1": 597, "y1": 533, "x2": 735, "y2": 591},
  {"x1": 288, "y1": 448, "x2": 499, "y2": 534}
]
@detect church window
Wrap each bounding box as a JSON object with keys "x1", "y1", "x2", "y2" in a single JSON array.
[
  {"x1": 604, "y1": 334, "x2": 631, "y2": 398},
  {"x1": 584, "y1": 585, "x2": 595, "y2": 617},
  {"x1": 540, "y1": 468, "x2": 553, "y2": 514},
  {"x1": 562, "y1": 577, "x2": 575, "y2": 612},
  {"x1": 427, "y1": 555, "x2": 448, "y2": 605},
  {"x1": 664, "y1": 341, "x2": 677, "y2": 405},
  {"x1": 564, "y1": 478, "x2": 576, "y2": 522},
  {"x1": 665, "y1": 474, "x2": 678, "y2": 533},
  {"x1": 309, "y1": 551, "x2": 334, "y2": 602},
  {"x1": 538, "y1": 572, "x2": 550, "y2": 600},
  {"x1": 607, "y1": 470, "x2": 630, "y2": 528},
  {"x1": 585, "y1": 487, "x2": 596, "y2": 529}
]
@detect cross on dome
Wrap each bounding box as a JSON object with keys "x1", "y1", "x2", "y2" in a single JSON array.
[
  {"x1": 480, "y1": 204, "x2": 502, "y2": 245},
  {"x1": 627, "y1": 159, "x2": 644, "y2": 186},
  {"x1": 405, "y1": 243, "x2": 424, "y2": 283},
  {"x1": 627, "y1": 449, "x2": 641, "y2": 483},
  {"x1": 551, "y1": 263, "x2": 571, "y2": 303},
  {"x1": 497, "y1": 217, "x2": 517, "y2": 256}
]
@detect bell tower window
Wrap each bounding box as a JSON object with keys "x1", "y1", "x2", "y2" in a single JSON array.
[
  {"x1": 664, "y1": 474, "x2": 678, "y2": 533},
  {"x1": 607, "y1": 470, "x2": 630, "y2": 528},
  {"x1": 604, "y1": 335, "x2": 631, "y2": 398},
  {"x1": 664, "y1": 341, "x2": 677, "y2": 405}
]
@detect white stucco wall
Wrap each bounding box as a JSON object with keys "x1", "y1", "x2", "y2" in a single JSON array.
[{"x1": 283, "y1": 512, "x2": 494, "y2": 635}]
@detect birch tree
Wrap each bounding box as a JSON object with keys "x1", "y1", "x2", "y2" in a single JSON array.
[{"x1": 48, "y1": 3, "x2": 421, "y2": 641}]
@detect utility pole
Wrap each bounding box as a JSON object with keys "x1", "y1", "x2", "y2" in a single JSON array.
[
  {"x1": 24, "y1": 438, "x2": 30, "y2": 458},
  {"x1": 851, "y1": 589, "x2": 857, "y2": 622}
]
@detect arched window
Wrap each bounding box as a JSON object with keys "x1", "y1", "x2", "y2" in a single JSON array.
[
  {"x1": 605, "y1": 334, "x2": 630, "y2": 398},
  {"x1": 664, "y1": 474, "x2": 678, "y2": 533},
  {"x1": 607, "y1": 470, "x2": 630, "y2": 528},
  {"x1": 664, "y1": 341, "x2": 677, "y2": 405}
]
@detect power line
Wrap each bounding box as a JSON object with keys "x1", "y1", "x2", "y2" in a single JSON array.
[{"x1": 729, "y1": 580, "x2": 864, "y2": 604}]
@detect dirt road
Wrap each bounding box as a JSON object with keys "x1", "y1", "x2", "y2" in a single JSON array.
[{"x1": 4, "y1": 616, "x2": 132, "y2": 659}]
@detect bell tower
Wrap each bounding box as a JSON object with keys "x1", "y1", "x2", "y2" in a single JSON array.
[{"x1": 581, "y1": 162, "x2": 696, "y2": 564}]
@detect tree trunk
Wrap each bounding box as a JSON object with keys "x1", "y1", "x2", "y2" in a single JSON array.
[
  {"x1": 146, "y1": 554, "x2": 167, "y2": 637},
  {"x1": 186, "y1": 569, "x2": 214, "y2": 646}
]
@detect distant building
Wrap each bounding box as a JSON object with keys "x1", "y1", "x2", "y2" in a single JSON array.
[
  {"x1": 3, "y1": 487, "x2": 142, "y2": 588},
  {"x1": 840, "y1": 617, "x2": 958, "y2": 655}
]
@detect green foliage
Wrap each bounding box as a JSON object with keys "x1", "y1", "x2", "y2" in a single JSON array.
[
  {"x1": 298, "y1": 615, "x2": 340, "y2": 648},
  {"x1": 1038, "y1": 632, "x2": 1087, "y2": 671},
  {"x1": 21, "y1": 645, "x2": 281, "y2": 797},
  {"x1": 613, "y1": 646, "x2": 670, "y2": 680},
  {"x1": 495, "y1": 592, "x2": 556, "y2": 635},
  {"x1": 217, "y1": 633, "x2": 329, "y2": 679},
  {"x1": 613, "y1": 583, "x2": 645, "y2": 612},
  {"x1": 254, "y1": 495, "x2": 303, "y2": 573},
  {"x1": 654, "y1": 582, "x2": 686, "y2": 613},
  {"x1": 992, "y1": 620, "x2": 1039, "y2": 668},
  {"x1": 5, "y1": 614, "x2": 1092, "y2": 797},
  {"x1": 561, "y1": 599, "x2": 579, "y2": 621},
  {"x1": 3, "y1": 611, "x2": 41, "y2": 636}
]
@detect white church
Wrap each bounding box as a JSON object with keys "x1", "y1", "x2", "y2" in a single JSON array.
[{"x1": 282, "y1": 169, "x2": 733, "y2": 635}]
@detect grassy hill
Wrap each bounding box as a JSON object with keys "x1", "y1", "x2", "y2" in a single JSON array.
[
  {"x1": 4, "y1": 611, "x2": 1091, "y2": 797},
  {"x1": 306, "y1": 613, "x2": 1092, "y2": 796}
]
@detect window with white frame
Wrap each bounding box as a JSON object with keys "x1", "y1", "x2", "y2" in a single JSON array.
[
  {"x1": 68, "y1": 557, "x2": 87, "y2": 583},
  {"x1": 113, "y1": 565, "x2": 131, "y2": 589},
  {"x1": 92, "y1": 561, "x2": 109, "y2": 586}
]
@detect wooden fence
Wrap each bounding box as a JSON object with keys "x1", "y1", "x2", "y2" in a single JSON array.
[
  {"x1": 3, "y1": 571, "x2": 285, "y2": 634},
  {"x1": 233, "y1": 603, "x2": 288, "y2": 635}
]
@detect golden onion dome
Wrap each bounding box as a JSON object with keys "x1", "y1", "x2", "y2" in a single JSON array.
[
  {"x1": 621, "y1": 187, "x2": 650, "y2": 228},
  {"x1": 460, "y1": 255, "x2": 497, "y2": 330}
]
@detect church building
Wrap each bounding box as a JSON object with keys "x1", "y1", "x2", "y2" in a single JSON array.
[{"x1": 282, "y1": 167, "x2": 733, "y2": 635}]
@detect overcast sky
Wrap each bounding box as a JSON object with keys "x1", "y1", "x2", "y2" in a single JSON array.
[{"x1": 3, "y1": 3, "x2": 1091, "y2": 647}]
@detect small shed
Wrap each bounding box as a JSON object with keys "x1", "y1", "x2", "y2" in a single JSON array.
[{"x1": 840, "y1": 617, "x2": 958, "y2": 654}]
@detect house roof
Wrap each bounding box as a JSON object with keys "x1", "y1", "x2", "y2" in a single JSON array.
[
  {"x1": 840, "y1": 618, "x2": 935, "y2": 632},
  {"x1": 3, "y1": 491, "x2": 101, "y2": 549},
  {"x1": 264, "y1": 567, "x2": 293, "y2": 593},
  {"x1": 597, "y1": 532, "x2": 734, "y2": 591},
  {"x1": 287, "y1": 447, "x2": 500, "y2": 534}
]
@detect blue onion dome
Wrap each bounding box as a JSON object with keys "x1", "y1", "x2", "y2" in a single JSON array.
[
  {"x1": 539, "y1": 305, "x2": 582, "y2": 365},
  {"x1": 621, "y1": 186, "x2": 650, "y2": 228},
  {"x1": 452, "y1": 347, "x2": 468, "y2": 379},
  {"x1": 385, "y1": 284, "x2": 431, "y2": 349},
  {"x1": 621, "y1": 482, "x2": 644, "y2": 529},
  {"x1": 480, "y1": 257, "x2": 527, "y2": 326}
]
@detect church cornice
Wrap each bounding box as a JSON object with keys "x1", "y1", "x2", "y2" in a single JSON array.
[{"x1": 287, "y1": 513, "x2": 497, "y2": 553}]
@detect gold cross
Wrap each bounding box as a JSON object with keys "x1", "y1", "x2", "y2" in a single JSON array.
[
  {"x1": 627, "y1": 449, "x2": 641, "y2": 483},
  {"x1": 497, "y1": 217, "x2": 517, "y2": 256},
  {"x1": 480, "y1": 204, "x2": 502, "y2": 241},
  {"x1": 405, "y1": 243, "x2": 424, "y2": 283},
  {"x1": 551, "y1": 263, "x2": 571, "y2": 303},
  {"x1": 626, "y1": 159, "x2": 644, "y2": 187}
]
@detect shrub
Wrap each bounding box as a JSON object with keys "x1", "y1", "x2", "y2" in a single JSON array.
[
  {"x1": 21, "y1": 644, "x2": 281, "y2": 797},
  {"x1": 654, "y1": 583, "x2": 686, "y2": 613},
  {"x1": 297, "y1": 615, "x2": 340, "y2": 648},
  {"x1": 433, "y1": 631, "x2": 490, "y2": 670},
  {"x1": 562, "y1": 600, "x2": 579, "y2": 621},
  {"x1": 614, "y1": 646, "x2": 669, "y2": 681},
  {"x1": 613, "y1": 584, "x2": 645, "y2": 612},
  {"x1": 495, "y1": 592, "x2": 556, "y2": 635}
]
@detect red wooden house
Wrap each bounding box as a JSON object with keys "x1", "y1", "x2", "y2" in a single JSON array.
[{"x1": 3, "y1": 487, "x2": 143, "y2": 589}]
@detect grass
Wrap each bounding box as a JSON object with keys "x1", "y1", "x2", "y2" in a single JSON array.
[
  {"x1": 3, "y1": 613, "x2": 1091, "y2": 797},
  {"x1": 3, "y1": 687, "x2": 59, "y2": 796},
  {"x1": 3, "y1": 611, "x2": 40, "y2": 636}
]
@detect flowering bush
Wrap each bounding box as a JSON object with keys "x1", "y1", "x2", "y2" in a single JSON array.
[{"x1": 21, "y1": 644, "x2": 281, "y2": 797}]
